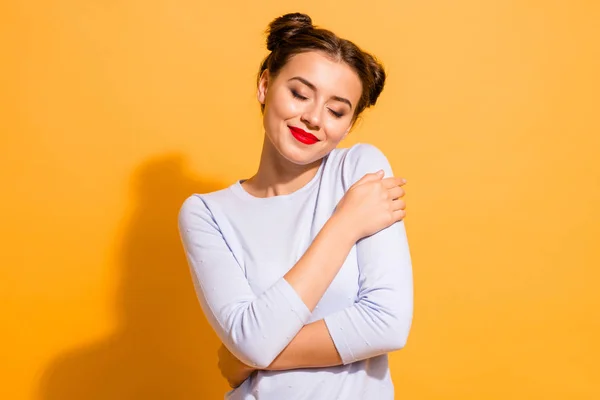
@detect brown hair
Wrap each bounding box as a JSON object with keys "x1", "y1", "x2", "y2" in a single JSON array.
[{"x1": 258, "y1": 12, "x2": 386, "y2": 120}]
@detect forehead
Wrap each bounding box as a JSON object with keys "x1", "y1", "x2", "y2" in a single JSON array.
[{"x1": 277, "y1": 51, "x2": 362, "y2": 101}]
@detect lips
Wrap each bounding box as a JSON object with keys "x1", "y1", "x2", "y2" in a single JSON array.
[{"x1": 289, "y1": 126, "x2": 319, "y2": 145}]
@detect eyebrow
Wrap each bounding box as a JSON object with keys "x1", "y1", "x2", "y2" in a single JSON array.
[{"x1": 288, "y1": 76, "x2": 353, "y2": 110}]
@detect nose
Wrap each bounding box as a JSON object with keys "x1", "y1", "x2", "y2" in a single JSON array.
[{"x1": 301, "y1": 104, "x2": 321, "y2": 130}]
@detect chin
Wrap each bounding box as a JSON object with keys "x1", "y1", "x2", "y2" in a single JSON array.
[
  {"x1": 266, "y1": 125, "x2": 330, "y2": 165},
  {"x1": 278, "y1": 143, "x2": 318, "y2": 165},
  {"x1": 282, "y1": 136, "x2": 331, "y2": 165}
]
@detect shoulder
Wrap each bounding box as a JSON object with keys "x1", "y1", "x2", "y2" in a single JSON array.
[
  {"x1": 344, "y1": 142, "x2": 390, "y2": 166},
  {"x1": 178, "y1": 194, "x2": 209, "y2": 228},
  {"x1": 329, "y1": 142, "x2": 391, "y2": 170},
  {"x1": 178, "y1": 187, "x2": 233, "y2": 229},
  {"x1": 329, "y1": 143, "x2": 394, "y2": 187}
]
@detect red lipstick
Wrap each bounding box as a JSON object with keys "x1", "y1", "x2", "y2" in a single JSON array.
[{"x1": 289, "y1": 126, "x2": 319, "y2": 145}]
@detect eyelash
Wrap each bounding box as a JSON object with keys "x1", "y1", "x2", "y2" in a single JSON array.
[{"x1": 291, "y1": 90, "x2": 344, "y2": 119}]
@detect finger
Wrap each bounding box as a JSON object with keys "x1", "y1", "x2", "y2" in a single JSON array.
[
  {"x1": 358, "y1": 169, "x2": 384, "y2": 183},
  {"x1": 387, "y1": 186, "x2": 405, "y2": 200},
  {"x1": 356, "y1": 170, "x2": 384, "y2": 185},
  {"x1": 382, "y1": 176, "x2": 406, "y2": 189},
  {"x1": 391, "y1": 198, "x2": 406, "y2": 211},
  {"x1": 391, "y1": 209, "x2": 406, "y2": 221}
]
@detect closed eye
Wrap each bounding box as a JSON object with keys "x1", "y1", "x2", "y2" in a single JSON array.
[
  {"x1": 292, "y1": 89, "x2": 345, "y2": 118},
  {"x1": 329, "y1": 109, "x2": 343, "y2": 118},
  {"x1": 291, "y1": 89, "x2": 308, "y2": 101}
]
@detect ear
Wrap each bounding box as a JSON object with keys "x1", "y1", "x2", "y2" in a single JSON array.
[{"x1": 257, "y1": 70, "x2": 269, "y2": 105}]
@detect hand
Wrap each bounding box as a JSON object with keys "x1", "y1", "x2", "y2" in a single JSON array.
[
  {"x1": 333, "y1": 170, "x2": 407, "y2": 241},
  {"x1": 218, "y1": 344, "x2": 257, "y2": 389}
]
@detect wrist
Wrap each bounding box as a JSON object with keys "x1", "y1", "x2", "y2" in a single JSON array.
[{"x1": 327, "y1": 211, "x2": 359, "y2": 246}]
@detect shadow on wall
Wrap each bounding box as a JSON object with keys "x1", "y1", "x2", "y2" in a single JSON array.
[{"x1": 38, "y1": 154, "x2": 231, "y2": 399}]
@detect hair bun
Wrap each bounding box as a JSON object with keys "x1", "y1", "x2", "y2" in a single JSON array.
[
  {"x1": 266, "y1": 13, "x2": 313, "y2": 51},
  {"x1": 364, "y1": 53, "x2": 386, "y2": 106}
]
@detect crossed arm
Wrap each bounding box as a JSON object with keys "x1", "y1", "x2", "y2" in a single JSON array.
[
  {"x1": 217, "y1": 213, "x2": 413, "y2": 387},
  {"x1": 223, "y1": 214, "x2": 413, "y2": 377},
  {"x1": 266, "y1": 319, "x2": 341, "y2": 370},
  {"x1": 179, "y1": 145, "x2": 413, "y2": 384},
  {"x1": 271, "y1": 217, "x2": 413, "y2": 370},
  {"x1": 216, "y1": 319, "x2": 339, "y2": 387}
]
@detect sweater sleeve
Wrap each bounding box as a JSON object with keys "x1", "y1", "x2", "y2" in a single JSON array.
[
  {"x1": 323, "y1": 143, "x2": 414, "y2": 365},
  {"x1": 178, "y1": 195, "x2": 311, "y2": 369}
]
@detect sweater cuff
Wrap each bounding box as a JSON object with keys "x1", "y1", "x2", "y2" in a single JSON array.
[
  {"x1": 324, "y1": 310, "x2": 357, "y2": 365},
  {"x1": 276, "y1": 278, "x2": 311, "y2": 324}
]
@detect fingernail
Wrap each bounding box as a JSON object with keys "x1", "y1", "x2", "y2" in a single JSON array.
[{"x1": 402, "y1": 178, "x2": 407, "y2": 183}]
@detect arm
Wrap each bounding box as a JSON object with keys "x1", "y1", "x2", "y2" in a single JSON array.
[
  {"x1": 267, "y1": 144, "x2": 414, "y2": 368},
  {"x1": 265, "y1": 220, "x2": 412, "y2": 369},
  {"x1": 178, "y1": 196, "x2": 356, "y2": 369},
  {"x1": 217, "y1": 320, "x2": 339, "y2": 387},
  {"x1": 324, "y1": 217, "x2": 413, "y2": 365},
  {"x1": 266, "y1": 320, "x2": 342, "y2": 370}
]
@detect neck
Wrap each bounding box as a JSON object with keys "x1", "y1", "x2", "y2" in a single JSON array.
[{"x1": 243, "y1": 134, "x2": 322, "y2": 198}]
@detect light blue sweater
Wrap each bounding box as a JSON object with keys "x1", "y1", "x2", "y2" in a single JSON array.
[{"x1": 178, "y1": 143, "x2": 414, "y2": 400}]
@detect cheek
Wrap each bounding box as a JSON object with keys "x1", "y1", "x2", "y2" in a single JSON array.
[
  {"x1": 267, "y1": 90, "x2": 302, "y2": 120},
  {"x1": 324, "y1": 119, "x2": 350, "y2": 140}
]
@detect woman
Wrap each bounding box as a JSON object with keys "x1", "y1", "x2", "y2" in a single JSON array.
[{"x1": 178, "y1": 12, "x2": 413, "y2": 400}]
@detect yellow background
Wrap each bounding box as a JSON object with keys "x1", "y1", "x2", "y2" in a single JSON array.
[{"x1": 2, "y1": 1, "x2": 599, "y2": 399}]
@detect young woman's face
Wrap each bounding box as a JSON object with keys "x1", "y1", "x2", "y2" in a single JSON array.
[{"x1": 258, "y1": 51, "x2": 363, "y2": 166}]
